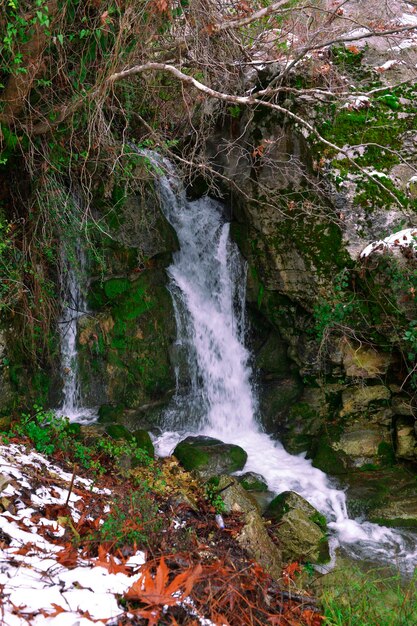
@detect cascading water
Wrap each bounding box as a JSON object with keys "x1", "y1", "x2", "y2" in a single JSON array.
[
  {"x1": 58, "y1": 245, "x2": 95, "y2": 423},
  {"x1": 150, "y1": 153, "x2": 417, "y2": 574}
]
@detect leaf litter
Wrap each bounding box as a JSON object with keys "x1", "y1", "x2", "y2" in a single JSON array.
[{"x1": 0, "y1": 437, "x2": 323, "y2": 625}]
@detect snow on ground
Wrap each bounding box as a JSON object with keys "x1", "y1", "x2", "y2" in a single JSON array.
[
  {"x1": 360, "y1": 227, "x2": 417, "y2": 258},
  {"x1": 0, "y1": 442, "x2": 145, "y2": 625}
]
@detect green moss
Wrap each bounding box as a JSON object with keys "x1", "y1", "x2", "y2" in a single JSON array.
[
  {"x1": 312, "y1": 441, "x2": 348, "y2": 475},
  {"x1": 239, "y1": 473, "x2": 268, "y2": 492},
  {"x1": 132, "y1": 429, "x2": 154, "y2": 457},
  {"x1": 173, "y1": 441, "x2": 210, "y2": 471},
  {"x1": 309, "y1": 511, "x2": 328, "y2": 532},
  {"x1": 98, "y1": 404, "x2": 125, "y2": 424},
  {"x1": 104, "y1": 278, "x2": 131, "y2": 299},
  {"x1": 264, "y1": 493, "x2": 290, "y2": 520},
  {"x1": 173, "y1": 437, "x2": 248, "y2": 476},
  {"x1": 105, "y1": 424, "x2": 132, "y2": 441},
  {"x1": 378, "y1": 441, "x2": 396, "y2": 467}
]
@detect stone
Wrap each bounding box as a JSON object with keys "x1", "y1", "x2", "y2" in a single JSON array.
[
  {"x1": 264, "y1": 491, "x2": 330, "y2": 564},
  {"x1": 260, "y1": 377, "x2": 303, "y2": 434},
  {"x1": 132, "y1": 429, "x2": 154, "y2": 458},
  {"x1": 333, "y1": 426, "x2": 390, "y2": 464},
  {"x1": 215, "y1": 475, "x2": 260, "y2": 514},
  {"x1": 237, "y1": 472, "x2": 268, "y2": 492},
  {"x1": 341, "y1": 340, "x2": 391, "y2": 378},
  {"x1": 392, "y1": 396, "x2": 414, "y2": 416},
  {"x1": 237, "y1": 510, "x2": 282, "y2": 579},
  {"x1": 173, "y1": 436, "x2": 248, "y2": 478},
  {"x1": 105, "y1": 424, "x2": 133, "y2": 441},
  {"x1": 256, "y1": 333, "x2": 290, "y2": 377},
  {"x1": 370, "y1": 496, "x2": 417, "y2": 528},
  {"x1": 340, "y1": 385, "x2": 391, "y2": 416},
  {"x1": 395, "y1": 417, "x2": 417, "y2": 461},
  {"x1": 98, "y1": 404, "x2": 125, "y2": 424}
]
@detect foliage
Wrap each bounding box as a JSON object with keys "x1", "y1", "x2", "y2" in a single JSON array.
[
  {"x1": 100, "y1": 485, "x2": 163, "y2": 548},
  {"x1": 205, "y1": 478, "x2": 226, "y2": 514},
  {"x1": 313, "y1": 269, "x2": 357, "y2": 340},
  {"x1": 3, "y1": 404, "x2": 156, "y2": 476},
  {"x1": 12, "y1": 404, "x2": 74, "y2": 455}
]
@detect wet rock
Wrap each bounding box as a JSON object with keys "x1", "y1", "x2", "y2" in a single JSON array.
[
  {"x1": 395, "y1": 417, "x2": 417, "y2": 461},
  {"x1": 256, "y1": 333, "x2": 290, "y2": 377},
  {"x1": 370, "y1": 496, "x2": 417, "y2": 528},
  {"x1": 264, "y1": 491, "x2": 330, "y2": 564},
  {"x1": 333, "y1": 425, "x2": 391, "y2": 466},
  {"x1": 105, "y1": 424, "x2": 133, "y2": 441},
  {"x1": 260, "y1": 377, "x2": 303, "y2": 434},
  {"x1": 98, "y1": 404, "x2": 125, "y2": 424},
  {"x1": 237, "y1": 510, "x2": 282, "y2": 579},
  {"x1": 392, "y1": 396, "x2": 414, "y2": 416},
  {"x1": 173, "y1": 436, "x2": 247, "y2": 478},
  {"x1": 340, "y1": 385, "x2": 391, "y2": 416},
  {"x1": 237, "y1": 472, "x2": 268, "y2": 492},
  {"x1": 214, "y1": 475, "x2": 260, "y2": 514},
  {"x1": 132, "y1": 429, "x2": 154, "y2": 458}
]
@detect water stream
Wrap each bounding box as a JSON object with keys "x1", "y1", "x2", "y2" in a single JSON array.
[
  {"x1": 58, "y1": 244, "x2": 96, "y2": 423},
  {"x1": 150, "y1": 154, "x2": 417, "y2": 574}
]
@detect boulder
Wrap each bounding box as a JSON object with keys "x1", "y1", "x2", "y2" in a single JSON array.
[
  {"x1": 238, "y1": 472, "x2": 268, "y2": 492},
  {"x1": 264, "y1": 491, "x2": 330, "y2": 564},
  {"x1": 214, "y1": 475, "x2": 260, "y2": 514},
  {"x1": 333, "y1": 425, "x2": 391, "y2": 465},
  {"x1": 237, "y1": 510, "x2": 282, "y2": 579},
  {"x1": 132, "y1": 429, "x2": 154, "y2": 458},
  {"x1": 98, "y1": 404, "x2": 125, "y2": 424},
  {"x1": 173, "y1": 436, "x2": 247, "y2": 478}
]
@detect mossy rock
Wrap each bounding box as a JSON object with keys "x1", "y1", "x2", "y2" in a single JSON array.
[
  {"x1": 237, "y1": 510, "x2": 283, "y2": 580},
  {"x1": 98, "y1": 404, "x2": 125, "y2": 424},
  {"x1": 132, "y1": 429, "x2": 154, "y2": 458},
  {"x1": 105, "y1": 424, "x2": 133, "y2": 441},
  {"x1": 173, "y1": 436, "x2": 247, "y2": 478},
  {"x1": 215, "y1": 475, "x2": 260, "y2": 514},
  {"x1": 312, "y1": 439, "x2": 349, "y2": 475},
  {"x1": 238, "y1": 472, "x2": 268, "y2": 492},
  {"x1": 264, "y1": 491, "x2": 330, "y2": 565}
]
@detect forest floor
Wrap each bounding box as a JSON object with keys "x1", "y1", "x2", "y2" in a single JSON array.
[{"x1": 0, "y1": 435, "x2": 322, "y2": 626}]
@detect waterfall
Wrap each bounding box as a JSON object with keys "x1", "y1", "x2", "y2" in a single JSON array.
[
  {"x1": 150, "y1": 154, "x2": 417, "y2": 573},
  {"x1": 58, "y1": 244, "x2": 95, "y2": 424}
]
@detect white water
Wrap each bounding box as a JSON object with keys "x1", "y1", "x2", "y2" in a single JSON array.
[
  {"x1": 150, "y1": 154, "x2": 417, "y2": 574},
  {"x1": 58, "y1": 245, "x2": 96, "y2": 424}
]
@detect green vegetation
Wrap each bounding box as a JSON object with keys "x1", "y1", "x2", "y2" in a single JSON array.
[
  {"x1": 321, "y1": 566, "x2": 417, "y2": 626},
  {"x1": 99, "y1": 486, "x2": 163, "y2": 548},
  {"x1": 2, "y1": 404, "x2": 155, "y2": 475},
  {"x1": 205, "y1": 478, "x2": 226, "y2": 514}
]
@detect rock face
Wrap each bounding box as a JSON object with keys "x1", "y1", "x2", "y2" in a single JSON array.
[
  {"x1": 204, "y1": 17, "x2": 417, "y2": 472},
  {"x1": 67, "y1": 177, "x2": 179, "y2": 426},
  {"x1": 173, "y1": 437, "x2": 248, "y2": 478},
  {"x1": 264, "y1": 491, "x2": 330, "y2": 565}
]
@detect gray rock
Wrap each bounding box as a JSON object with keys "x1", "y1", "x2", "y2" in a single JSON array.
[
  {"x1": 173, "y1": 436, "x2": 247, "y2": 478},
  {"x1": 264, "y1": 491, "x2": 330, "y2": 564}
]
